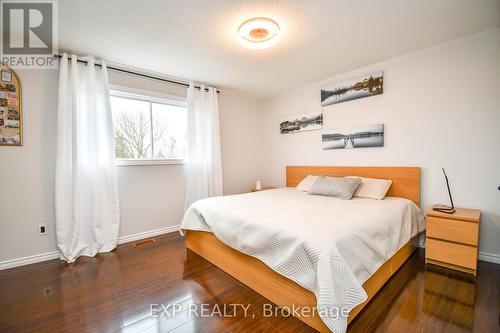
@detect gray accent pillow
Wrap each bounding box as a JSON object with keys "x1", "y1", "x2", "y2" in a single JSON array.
[{"x1": 308, "y1": 176, "x2": 362, "y2": 200}]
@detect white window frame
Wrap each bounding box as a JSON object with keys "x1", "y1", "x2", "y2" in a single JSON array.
[{"x1": 110, "y1": 85, "x2": 187, "y2": 166}]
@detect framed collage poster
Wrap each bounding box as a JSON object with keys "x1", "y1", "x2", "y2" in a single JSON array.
[{"x1": 0, "y1": 63, "x2": 22, "y2": 145}]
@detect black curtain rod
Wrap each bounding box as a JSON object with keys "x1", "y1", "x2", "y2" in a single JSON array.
[{"x1": 53, "y1": 54, "x2": 220, "y2": 93}]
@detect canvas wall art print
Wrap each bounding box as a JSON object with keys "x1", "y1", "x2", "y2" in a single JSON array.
[
  {"x1": 322, "y1": 124, "x2": 384, "y2": 150},
  {"x1": 280, "y1": 111, "x2": 323, "y2": 134},
  {"x1": 321, "y1": 71, "x2": 383, "y2": 106}
]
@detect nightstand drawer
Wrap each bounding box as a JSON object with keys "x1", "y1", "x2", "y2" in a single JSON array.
[
  {"x1": 426, "y1": 238, "x2": 477, "y2": 269},
  {"x1": 427, "y1": 216, "x2": 478, "y2": 245}
]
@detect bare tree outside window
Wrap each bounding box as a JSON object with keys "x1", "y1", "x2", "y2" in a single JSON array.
[
  {"x1": 110, "y1": 95, "x2": 187, "y2": 160},
  {"x1": 152, "y1": 102, "x2": 187, "y2": 159}
]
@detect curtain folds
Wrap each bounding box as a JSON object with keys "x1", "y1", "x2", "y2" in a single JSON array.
[
  {"x1": 55, "y1": 53, "x2": 120, "y2": 263},
  {"x1": 185, "y1": 84, "x2": 223, "y2": 210}
]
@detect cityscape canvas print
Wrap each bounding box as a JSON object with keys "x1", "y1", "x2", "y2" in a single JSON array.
[
  {"x1": 321, "y1": 71, "x2": 383, "y2": 106},
  {"x1": 322, "y1": 124, "x2": 384, "y2": 150},
  {"x1": 280, "y1": 111, "x2": 323, "y2": 134}
]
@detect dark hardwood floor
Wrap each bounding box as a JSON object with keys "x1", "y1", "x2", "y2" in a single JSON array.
[{"x1": 0, "y1": 232, "x2": 498, "y2": 333}]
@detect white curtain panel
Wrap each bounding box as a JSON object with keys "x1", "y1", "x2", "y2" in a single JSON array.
[
  {"x1": 185, "y1": 84, "x2": 223, "y2": 210},
  {"x1": 55, "y1": 53, "x2": 120, "y2": 263}
]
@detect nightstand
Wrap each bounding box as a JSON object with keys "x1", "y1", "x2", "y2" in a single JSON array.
[
  {"x1": 251, "y1": 186, "x2": 277, "y2": 192},
  {"x1": 425, "y1": 207, "x2": 481, "y2": 276}
]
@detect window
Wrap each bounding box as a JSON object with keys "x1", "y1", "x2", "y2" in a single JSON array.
[{"x1": 110, "y1": 89, "x2": 187, "y2": 165}]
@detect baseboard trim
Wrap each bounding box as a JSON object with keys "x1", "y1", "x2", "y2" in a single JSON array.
[
  {"x1": 0, "y1": 251, "x2": 60, "y2": 271},
  {"x1": 0, "y1": 225, "x2": 181, "y2": 271},
  {"x1": 478, "y1": 251, "x2": 500, "y2": 264},
  {"x1": 117, "y1": 225, "x2": 180, "y2": 245}
]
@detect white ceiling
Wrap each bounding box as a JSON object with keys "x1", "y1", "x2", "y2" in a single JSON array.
[{"x1": 59, "y1": 0, "x2": 500, "y2": 98}]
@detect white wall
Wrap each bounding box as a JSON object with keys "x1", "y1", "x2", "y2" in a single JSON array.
[
  {"x1": 219, "y1": 90, "x2": 264, "y2": 195},
  {"x1": 258, "y1": 29, "x2": 500, "y2": 260},
  {"x1": 0, "y1": 69, "x2": 59, "y2": 262},
  {"x1": 0, "y1": 69, "x2": 261, "y2": 265}
]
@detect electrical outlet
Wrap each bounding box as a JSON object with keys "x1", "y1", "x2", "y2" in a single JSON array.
[{"x1": 38, "y1": 223, "x2": 47, "y2": 236}]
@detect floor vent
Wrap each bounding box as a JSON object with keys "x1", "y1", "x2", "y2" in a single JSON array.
[{"x1": 132, "y1": 239, "x2": 156, "y2": 247}]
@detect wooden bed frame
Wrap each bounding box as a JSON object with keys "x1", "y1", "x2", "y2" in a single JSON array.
[{"x1": 186, "y1": 166, "x2": 421, "y2": 332}]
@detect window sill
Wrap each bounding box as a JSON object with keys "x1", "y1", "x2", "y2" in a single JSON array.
[{"x1": 116, "y1": 159, "x2": 185, "y2": 166}]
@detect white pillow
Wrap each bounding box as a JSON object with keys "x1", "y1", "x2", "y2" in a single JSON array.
[
  {"x1": 346, "y1": 176, "x2": 392, "y2": 200},
  {"x1": 296, "y1": 175, "x2": 319, "y2": 192}
]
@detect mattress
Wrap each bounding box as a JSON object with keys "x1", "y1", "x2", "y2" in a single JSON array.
[{"x1": 181, "y1": 188, "x2": 425, "y2": 333}]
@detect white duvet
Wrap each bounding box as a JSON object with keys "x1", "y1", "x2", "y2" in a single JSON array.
[{"x1": 181, "y1": 188, "x2": 425, "y2": 333}]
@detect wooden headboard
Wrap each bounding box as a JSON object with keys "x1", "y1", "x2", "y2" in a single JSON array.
[{"x1": 286, "y1": 166, "x2": 420, "y2": 206}]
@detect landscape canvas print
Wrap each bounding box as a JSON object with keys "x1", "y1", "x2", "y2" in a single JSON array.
[
  {"x1": 322, "y1": 124, "x2": 384, "y2": 149},
  {"x1": 321, "y1": 71, "x2": 383, "y2": 106},
  {"x1": 280, "y1": 111, "x2": 323, "y2": 134}
]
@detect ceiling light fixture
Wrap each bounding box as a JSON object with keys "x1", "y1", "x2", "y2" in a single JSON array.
[{"x1": 238, "y1": 18, "x2": 280, "y2": 49}]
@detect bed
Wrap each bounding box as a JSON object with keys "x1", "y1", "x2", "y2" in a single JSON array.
[{"x1": 181, "y1": 166, "x2": 424, "y2": 333}]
